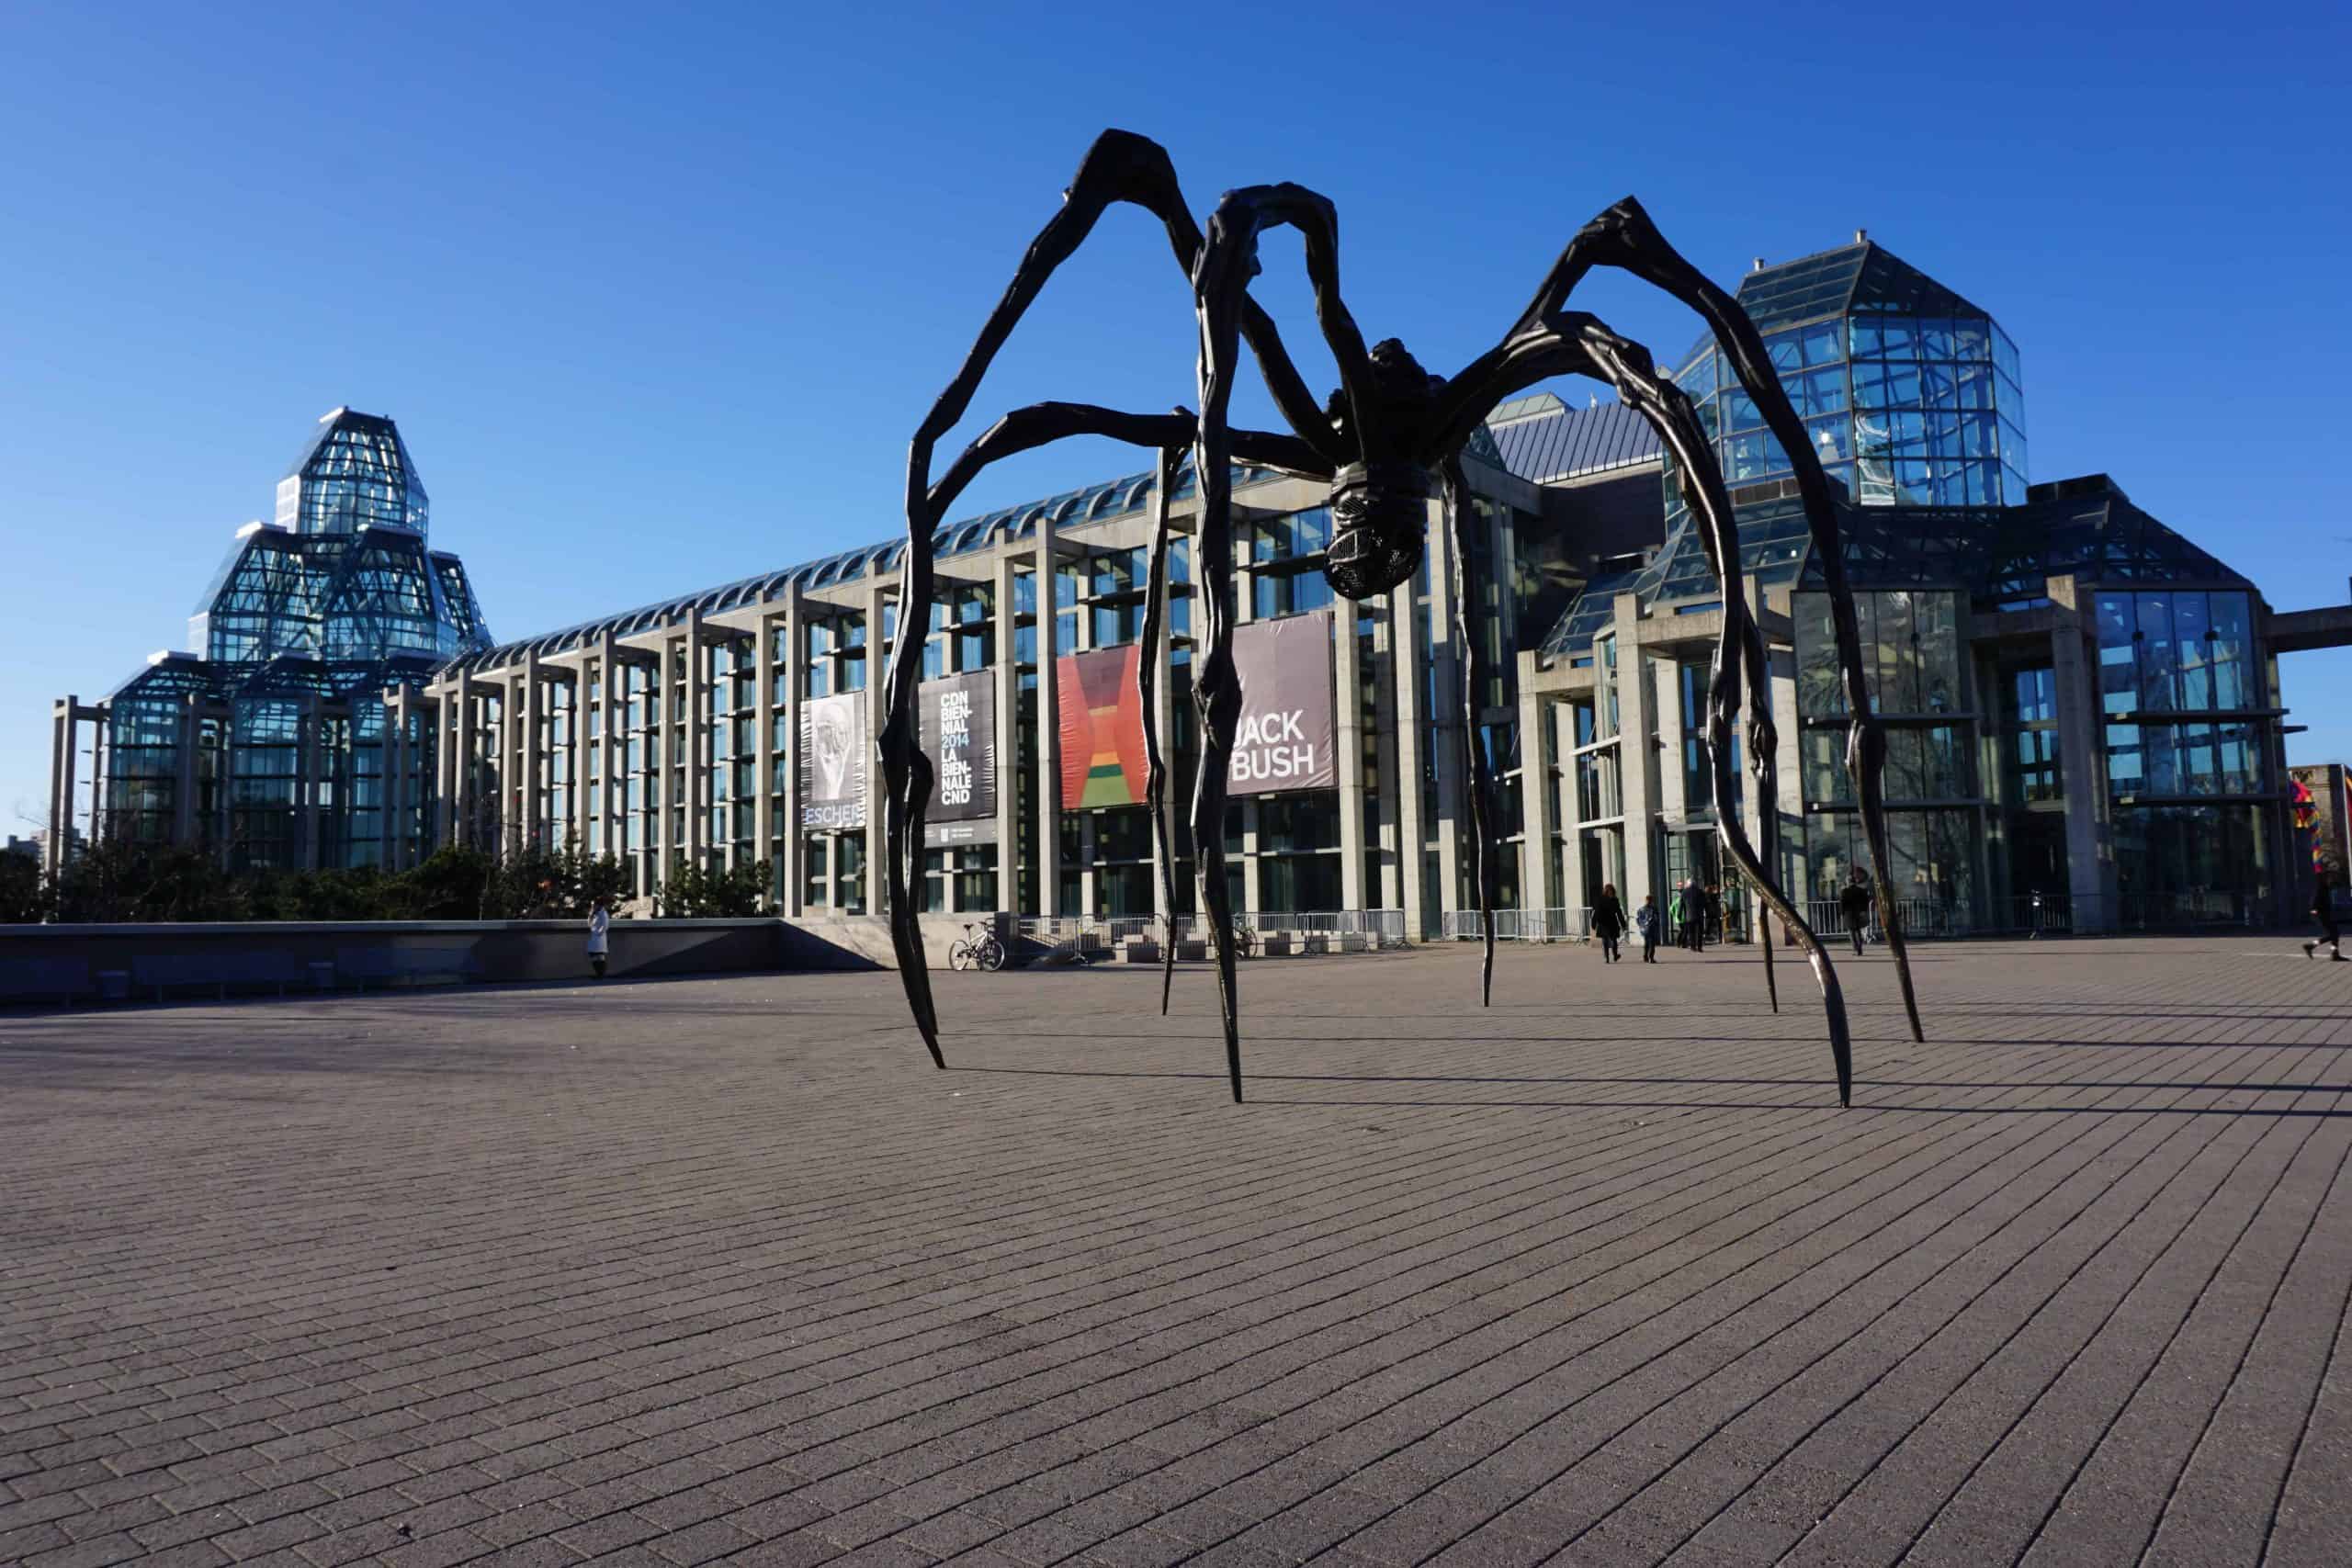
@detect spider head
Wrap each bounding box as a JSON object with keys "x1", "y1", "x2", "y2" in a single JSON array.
[
  {"x1": 1322, "y1": 339, "x2": 1443, "y2": 601},
  {"x1": 1325, "y1": 461, "x2": 1432, "y2": 600}
]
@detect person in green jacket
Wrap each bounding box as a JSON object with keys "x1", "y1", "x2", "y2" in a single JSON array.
[{"x1": 1668, "y1": 886, "x2": 1687, "y2": 951}]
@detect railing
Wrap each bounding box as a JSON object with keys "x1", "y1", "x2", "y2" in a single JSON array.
[
  {"x1": 1023, "y1": 910, "x2": 1412, "y2": 952},
  {"x1": 1801, "y1": 897, "x2": 1973, "y2": 941},
  {"x1": 1442, "y1": 908, "x2": 1593, "y2": 943}
]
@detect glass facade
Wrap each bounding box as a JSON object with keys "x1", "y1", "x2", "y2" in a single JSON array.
[
  {"x1": 1671, "y1": 241, "x2": 2026, "y2": 511},
  {"x1": 96, "y1": 410, "x2": 489, "y2": 866}
]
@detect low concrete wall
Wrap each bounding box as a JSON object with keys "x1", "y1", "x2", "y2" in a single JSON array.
[{"x1": 0, "y1": 918, "x2": 795, "y2": 1004}]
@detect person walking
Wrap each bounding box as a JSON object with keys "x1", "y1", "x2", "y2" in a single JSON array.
[
  {"x1": 1685, "y1": 877, "x2": 1707, "y2": 953},
  {"x1": 1592, "y1": 883, "x2": 1626, "y2": 964},
  {"x1": 2307, "y1": 864, "x2": 2345, "y2": 962},
  {"x1": 1703, "y1": 882, "x2": 1724, "y2": 945},
  {"x1": 1839, "y1": 871, "x2": 1871, "y2": 958},
  {"x1": 1636, "y1": 894, "x2": 1660, "y2": 963},
  {"x1": 587, "y1": 896, "x2": 612, "y2": 979},
  {"x1": 1668, "y1": 884, "x2": 1688, "y2": 952}
]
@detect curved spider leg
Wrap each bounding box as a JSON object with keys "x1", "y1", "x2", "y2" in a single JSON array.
[
  {"x1": 1578, "y1": 335, "x2": 1849, "y2": 1102},
  {"x1": 1444, "y1": 197, "x2": 1925, "y2": 1045},
  {"x1": 1136, "y1": 438, "x2": 1187, "y2": 1016},
  {"x1": 1424, "y1": 318, "x2": 1847, "y2": 1100},
  {"x1": 1191, "y1": 179, "x2": 1385, "y2": 1099},
  {"x1": 891, "y1": 402, "x2": 1323, "y2": 1069},
  {"x1": 1440, "y1": 456, "x2": 1498, "y2": 1006}
]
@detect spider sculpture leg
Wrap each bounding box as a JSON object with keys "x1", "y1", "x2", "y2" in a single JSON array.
[
  {"x1": 888, "y1": 402, "x2": 1323, "y2": 1068},
  {"x1": 1192, "y1": 181, "x2": 1384, "y2": 1101},
  {"x1": 1136, "y1": 440, "x2": 1186, "y2": 1016},
  {"x1": 896, "y1": 130, "x2": 1344, "y2": 1068},
  {"x1": 1467, "y1": 197, "x2": 1926, "y2": 1045},
  {"x1": 1440, "y1": 457, "x2": 1498, "y2": 1006},
  {"x1": 1592, "y1": 342, "x2": 1850, "y2": 1100},
  {"x1": 1421, "y1": 315, "x2": 1848, "y2": 1100}
]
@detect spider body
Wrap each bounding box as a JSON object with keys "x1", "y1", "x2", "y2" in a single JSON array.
[{"x1": 880, "y1": 130, "x2": 1928, "y2": 1108}]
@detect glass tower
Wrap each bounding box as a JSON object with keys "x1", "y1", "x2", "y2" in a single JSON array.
[
  {"x1": 97, "y1": 409, "x2": 491, "y2": 868},
  {"x1": 1672, "y1": 238, "x2": 2028, "y2": 510}
]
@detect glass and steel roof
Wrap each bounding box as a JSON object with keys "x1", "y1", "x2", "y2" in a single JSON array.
[{"x1": 1540, "y1": 476, "x2": 2252, "y2": 658}]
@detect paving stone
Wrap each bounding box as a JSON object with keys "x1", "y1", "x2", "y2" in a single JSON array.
[{"x1": 5, "y1": 942, "x2": 2352, "y2": 1566}]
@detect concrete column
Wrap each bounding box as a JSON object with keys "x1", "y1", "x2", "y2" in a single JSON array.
[
  {"x1": 1613, "y1": 597, "x2": 1659, "y2": 911},
  {"x1": 1558, "y1": 700, "x2": 1589, "y2": 915},
  {"x1": 434, "y1": 685, "x2": 455, "y2": 848},
  {"x1": 2048, "y1": 584, "x2": 2115, "y2": 930},
  {"x1": 521, "y1": 653, "x2": 544, "y2": 852},
  {"x1": 754, "y1": 613, "x2": 777, "y2": 900},
  {"x1": 457, "y1": 671, "x2": 481, "y2": 849},
  {"x1": 1035, "y1": 520, "x2": 1062, "y2": 918},
  {"x1": 863, "y1": 582, "x2": 888, "y2": 917},
  {"x1": 87, "y1": 708, "x2": 105, "y2": 853},
  {"x1": 49, "y1": 696, "x2": 75, "y2": 876},
  {"x1": 1424, "y1": 504, "x2": 1462, "y2": 923},
  {"x1": 1238, "y1": 798, "x2": 1261, "y2": 916},
  {"x1": 1372, "y1": 600, "x2": 1402, "y2": 911},
  {"x1": 1390, "y1": 574, "x2": 1427, "y2": 936},
  {"x1": 1516, "y1": 668, "x2": 1556, "y2": 913},
  {"x1": 991, "y1": 555, "x2": 1019, "y2": 917},
  {"x1": 1336, "y1": 605, "x2": 1367, "y2": 911},
  {"x1": 683, "y1": 607, "x2": 707, "y2": 871},
  {"x1": 780, "y1": 588, "x2": 805, "y2": 918},
  {"x1": 595, "y1": 632, "x2": 620, "y2": 864},
  {"x1": 656, "y1": 630, "x2": 676, "y2": 890}
]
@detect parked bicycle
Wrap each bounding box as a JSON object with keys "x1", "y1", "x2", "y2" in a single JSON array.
[{"x1": 948, "y1": 921, "x2": 1005, "y2": 972}]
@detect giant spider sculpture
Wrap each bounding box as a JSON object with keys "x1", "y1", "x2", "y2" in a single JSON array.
[{"x1": 881, "y1": 130, "x2": 1925, "y2": 1109}]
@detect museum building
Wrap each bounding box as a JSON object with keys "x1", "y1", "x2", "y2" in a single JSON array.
[{"x1": 48, "y1": 237, "x2": 2352, "y2": 937}]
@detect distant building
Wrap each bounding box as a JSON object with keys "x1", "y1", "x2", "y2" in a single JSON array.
[
  {"x1": 42, "y1": 242, "x2": 2352, "y2": 934},
  {"x1": 43, "y1": 409, "x2": 491, "y2": 879}
]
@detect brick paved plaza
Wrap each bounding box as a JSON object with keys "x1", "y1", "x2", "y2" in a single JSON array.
[{"x1": 5, "y1": 937, "x2": 2351, "y2": 1567}]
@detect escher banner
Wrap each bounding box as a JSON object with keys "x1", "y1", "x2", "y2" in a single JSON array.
[{"x1": 797, "y1": 691, "x2": 865, "y2": 830}]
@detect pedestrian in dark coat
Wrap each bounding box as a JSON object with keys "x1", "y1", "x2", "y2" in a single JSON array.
[
  {"x1": 1636, "y1": 895, "x2": 1660, "y2": 963},
  {"x1": 1592, "y1": 884, "x2": 1626, "y2": 964},
  {"x1": 2307, "y1": 865, "x2": 2345, "y2": 962},
  {"x1": 1838, "y1": 872, "x2": 1871, "y2": 958}
]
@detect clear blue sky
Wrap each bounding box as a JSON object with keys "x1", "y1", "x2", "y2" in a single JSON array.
[{"x1": 4, "y1": 1, "x2": 2348, "y2": 835}]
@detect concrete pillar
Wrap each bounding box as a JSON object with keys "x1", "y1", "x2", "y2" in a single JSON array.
[
  {"x1": 521, "y1": 652, "x2": 544, "y2": 852},
  {"x1": 1035, "y1": 520, "x2": 1062, "y2": 918},
  {"x1": 683, "y1": 608, "x2": 707, "y2": 871},
  {"x1": 780, "y1": 587, "x2": 805, "y2": 917},
  {"x1": 595, "y1": 632, "x2": 621, "y2": 866},
  {"x1": 1336, "y1": 604, "x2": 1367, "y2": 911},
  {"x1": 434, "y1": 685, "x2": 455, "y2": 849},
  {"x1": 1613, "y1": 597, "x2": 1659, "y2": 911},
  {"x1": 1390, "y1": 572, "x2": 1427, "y2": 936},
  {"x1": 754, "y1": 613, "x2": 777, "y2": 901},
  {"x1": 456, "y1": 671, "x2": 480, "y2": 848},
  {"x1": 1557, "y1": 698, "x2": 1588, "y2": 915},
  {"x1": 1516, "y1": 666, "x2": 1556, "y2": 914},
  {"x1": 49, "y1": 696, "x2": 75, "y2": 877},
  {"x1": 1424, "y1": 504, "x2": 1462, "y2": 923},
  {"x1": 656, "y1": 629, "x2": 676, "y2": 890},
  {"x1": 991, "y1": 555, "x2": 1019, "y2": 917},
  {"x1": 2048, "y1": 583, "x2": 2115, "y2": 930},
  {"x1": 87, "y1": 708, "x2": 105, "y2": 854},
  {"x1": 1372, "y1": 600, "x2": 1403, "y2": 911},
  {"x1": 863, "y1": 583, "x2": 889, "y2": 917}
]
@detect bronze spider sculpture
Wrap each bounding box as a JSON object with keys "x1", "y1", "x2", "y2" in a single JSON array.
[{"x1": 882, "y1": 130, "x2": 1925, "y2": 1108}]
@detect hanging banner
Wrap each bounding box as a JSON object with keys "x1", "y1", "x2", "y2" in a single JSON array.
[
  {"x1": 1228, "y1": 610, "x2": 1337, "y2": 795},
  {"x1": 1056, "y1": 645, "x2": 1147, "y2": 809},
  {"x1": 1053, "y1": 614, "x2": 1337, "y2": 813},
  {"x1": 798, "y1": 691, "x2": 865, "y2": 830},
  {"x1": 922, "y1": 671, "x2": 997, "y2": 846}
]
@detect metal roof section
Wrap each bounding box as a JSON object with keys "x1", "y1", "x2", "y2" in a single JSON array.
[
  {"x1": 1487, "y1": 395, "x2": 1663, "y2": 484},
  {"x1": 438, "y1": 454, "x2": 1300, "y2": 674}
]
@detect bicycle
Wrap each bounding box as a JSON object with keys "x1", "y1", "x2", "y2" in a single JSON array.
[{"x1": 948, "y1": 921, "x2": 1005, "y2": 972}]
